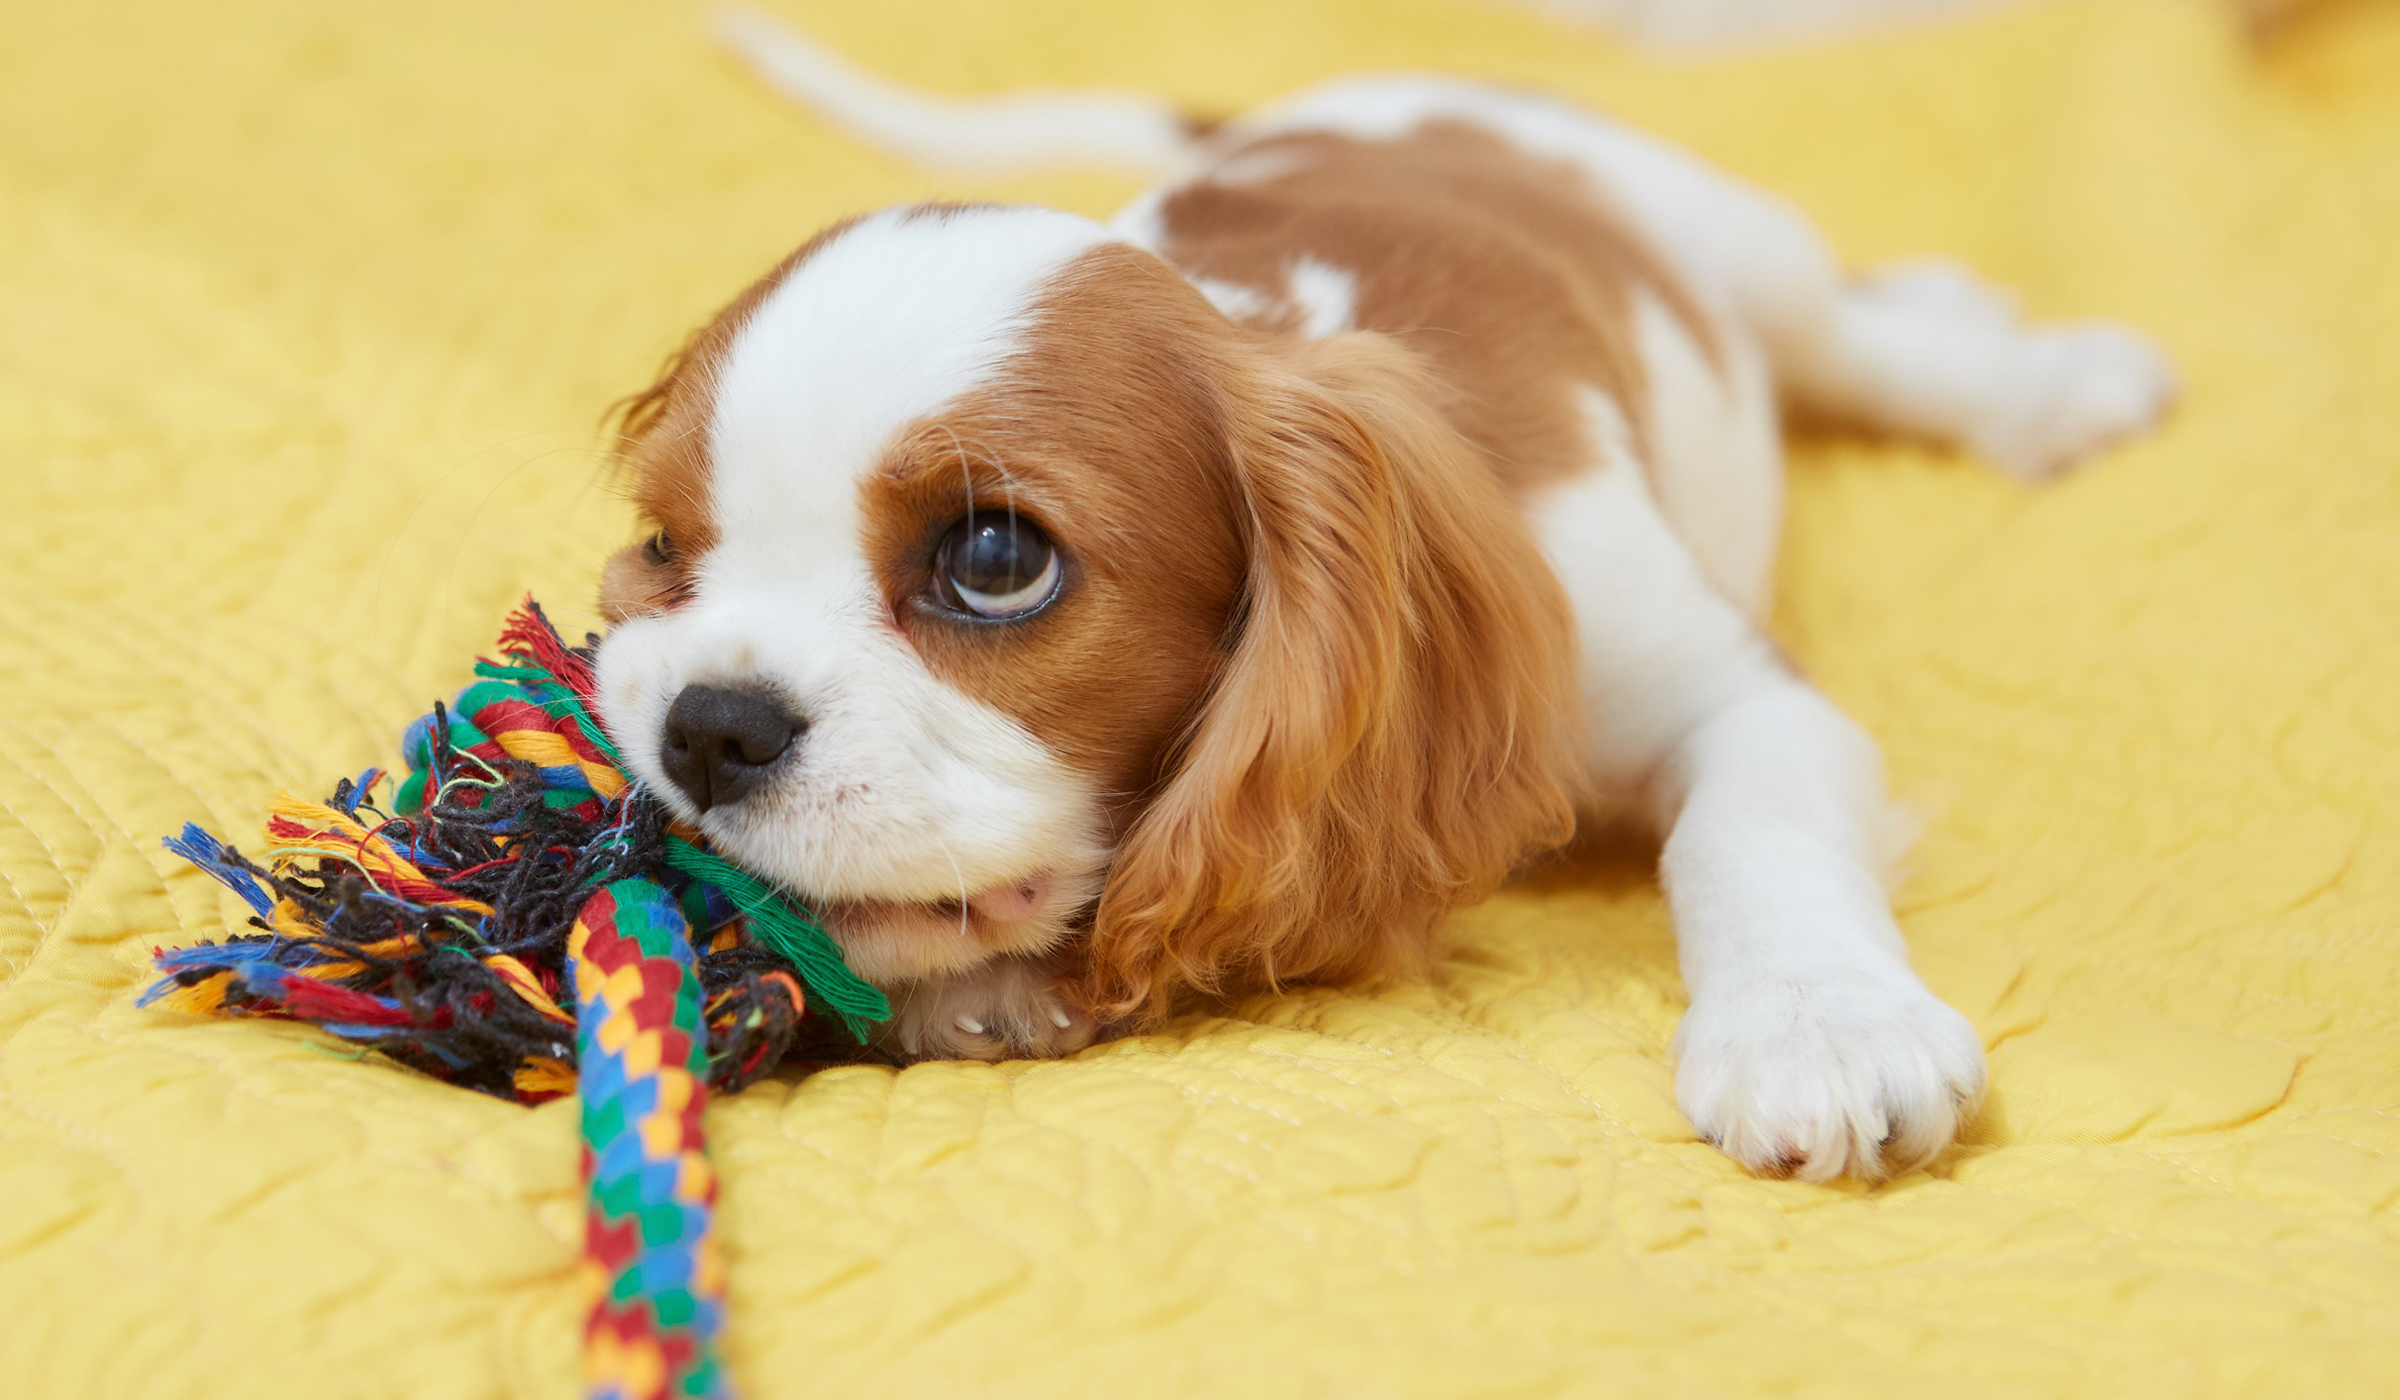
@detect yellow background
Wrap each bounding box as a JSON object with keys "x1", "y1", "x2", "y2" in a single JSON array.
[{"x1": 2, "y1": 0, "x2": 2396, "y2": 1395}]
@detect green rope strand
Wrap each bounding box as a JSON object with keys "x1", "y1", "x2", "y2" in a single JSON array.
[{"x1": 663, "y1": 838, "x2": 891, "y2": 1040}]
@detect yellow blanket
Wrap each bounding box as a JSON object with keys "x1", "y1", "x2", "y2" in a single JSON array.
[{"x1": 4, "y1": 0, "x2": 2395, "y2": 1394}]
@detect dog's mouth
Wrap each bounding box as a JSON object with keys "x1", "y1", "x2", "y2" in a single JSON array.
[
  {"x1": 815, "y1": 871, "x2": 1055, "y2": 933},
  {"x1": 806, "y1": 872, "x2": 1069, "y2": 981}
]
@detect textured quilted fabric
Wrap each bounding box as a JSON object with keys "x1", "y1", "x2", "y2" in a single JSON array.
[{"x1": 3, "y1": 1, "x2": 2396, "y2": 1395}]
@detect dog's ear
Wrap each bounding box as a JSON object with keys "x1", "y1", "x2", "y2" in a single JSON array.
[{"x1": 1081, "y1": 332, "x2": 1582, "y2": 1023}]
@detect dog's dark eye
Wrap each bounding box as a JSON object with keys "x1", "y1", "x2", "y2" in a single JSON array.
[
  {"x1": 934, "y1": 514, "x2": 1060, "y2": 620},
  {"x1": 643, "y1": 529, "x2": 675, "y2": 567}
]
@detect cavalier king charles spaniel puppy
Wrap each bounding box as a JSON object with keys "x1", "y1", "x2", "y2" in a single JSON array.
[{"x1": 591, "y1": 13, "x2": 2175, "y2": 1181}]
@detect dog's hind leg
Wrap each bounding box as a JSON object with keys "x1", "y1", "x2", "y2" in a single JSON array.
[
  {"x1": 1752, "y1": 249, "x2": 2179, "y2": 480},
  {"x1": 1369, "y1": 81, "x2": 2182, "y2": 480},
  {"x1": 1546, "y1": 123, "x2": 2181, "y2": 479}
]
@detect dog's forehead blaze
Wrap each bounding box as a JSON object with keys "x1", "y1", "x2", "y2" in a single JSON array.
[
  {"x1": 667, "y1": 206, "x2": 1129, "y2": 590},
  {"x1": 609, "y1": 218, "x2": 870, "y2": 589},
  {"x1": 604, "y1": 204, "x2": 1099, "y2": 614},
  {"x1": 856, "y1": 243, "x2": 1252, "y2": 812}
]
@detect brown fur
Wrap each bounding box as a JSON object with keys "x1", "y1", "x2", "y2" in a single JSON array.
[
  {"x1": 856, "y1": 245, "x2": 1250, "y2": 816},
  {"x1": 1064, "y1": 311, "x2": 1584, "y2": 1021},
  {"x1": 1155, "y1": 121, "x2": 1718, "y2": 496}
]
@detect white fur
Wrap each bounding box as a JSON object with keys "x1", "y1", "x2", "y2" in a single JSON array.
[
  {"x1": 1286, "y1": 257, "x2": 1359, "y2": 338},
  {"x1": 1108, "y1": 187, "x2": 1172, "y2": 250},
  {"x1": 1532, "y1": 453, "x2": 1987, "y2": 1181},
  {"x1": 1786, "y1": 258, "x2": 2179, "y2": 480},
  {"x1": 672, "y1": 37, "x2": 2179, "y2": 1175},
  {"x1": 712, "y1": 6, "x2": 1192, "y2": 176},
  {"x1": 593, "y1": 207, "x2": 1118, "y2": 987},
  {"x1": 1190, "y1": 275, "x2": 1279, "y2": 323},
  {"x1": 1624, "y1": 289, "x2": 1782, "y2": 614}
]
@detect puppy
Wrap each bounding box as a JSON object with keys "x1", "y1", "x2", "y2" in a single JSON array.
[{"x1": 592, "y1": 13, "x2": 2175, "y2": 1181}]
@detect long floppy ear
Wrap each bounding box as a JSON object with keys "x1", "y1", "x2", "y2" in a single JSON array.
[{"x1": 1082, "y1": 332, "x2": 1584, "y2": 1023}]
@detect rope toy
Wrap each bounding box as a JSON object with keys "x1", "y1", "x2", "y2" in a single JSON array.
[{"x1": 144, "y1": 601, "x2": 891, "y2": 1400}]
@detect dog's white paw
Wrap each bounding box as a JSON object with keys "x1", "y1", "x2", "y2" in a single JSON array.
[
  {"x1": 1972, "y1": 323, "x2": 2179, "y2": 481},
  {"x1": 1674, "y1": 965, "x2": 1987, "y2": 1183},
  {"x1": 880, "y1": 959, "x2": 1098, "y2": 1062}
]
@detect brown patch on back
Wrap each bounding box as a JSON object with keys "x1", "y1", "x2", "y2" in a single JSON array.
[{"x1": 1155, "y1": 121, "x2": 1721, "y2": 497}]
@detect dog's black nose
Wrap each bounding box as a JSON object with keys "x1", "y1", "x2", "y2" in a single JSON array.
[{"x1": 658, "y1": 685, "x2": 802, "y2": 812}]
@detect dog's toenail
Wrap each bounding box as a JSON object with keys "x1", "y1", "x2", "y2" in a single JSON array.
[
  {"x1": 955, "y1": 1015, "x2": 985, "y2": 1035},
  {"x1": 1049, "y1": 1007, "x2": 1072, "y2": 1029}
]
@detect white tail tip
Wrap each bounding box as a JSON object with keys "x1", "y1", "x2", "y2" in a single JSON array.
[{"x1": 711, "y1": 6, "x2": 1195, "y2": 178}]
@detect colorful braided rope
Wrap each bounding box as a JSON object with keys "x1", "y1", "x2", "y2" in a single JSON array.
[
  {"x1": 573, "y1": 879, "x2": 726, "y2": 1400},
  {"x1": 144, "y1": 602, "x2": 902, "y2": 1399}
]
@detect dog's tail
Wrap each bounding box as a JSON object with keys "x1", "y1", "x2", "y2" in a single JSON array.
[{"x1": 712, "y1": 7, "x2": 1205, "y2": 178}]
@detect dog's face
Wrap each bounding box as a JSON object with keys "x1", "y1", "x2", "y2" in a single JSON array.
[
  {"x1": 596, "y1": 207, "x2": 1243, "y2": 984},
  {"x1": 596, "y1": 203, "x2": 1579, "y2": 1014}
]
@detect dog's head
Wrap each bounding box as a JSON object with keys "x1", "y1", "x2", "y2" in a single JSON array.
[{"x1": 595, "y1": 204, "x2": 1578, "y2": 1020}]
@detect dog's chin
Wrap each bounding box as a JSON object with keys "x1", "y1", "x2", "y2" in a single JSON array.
[
  {"x1": 631, "y1": 764, "x2": 1107, "y2": 985},
  {"x1": 811, "y1": 872, "x2": 1086, "y2": 984}
]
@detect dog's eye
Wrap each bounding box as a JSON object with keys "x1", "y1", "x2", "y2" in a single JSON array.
[
  {"x1": 643, "y1": 529, "x2": 675, "y2": 567},
  {"x1": 934, "y1": 514, "x2": 1060, "y2": 620}
]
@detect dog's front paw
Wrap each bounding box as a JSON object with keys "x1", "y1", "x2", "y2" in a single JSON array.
[
  {"x1": 880, "y1": 959, "x2": 1098, "y2": 1063},
  {"x1": 1674, "y1": 966, "x2": 1986, "y2": 1183}
]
